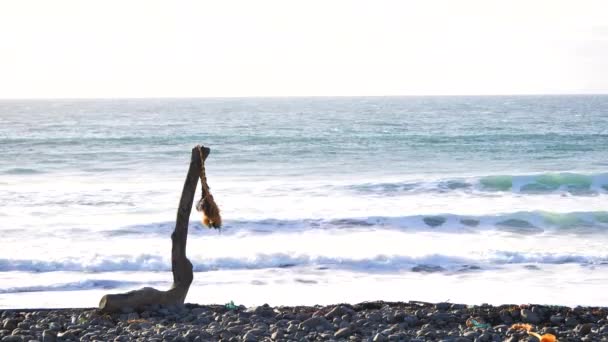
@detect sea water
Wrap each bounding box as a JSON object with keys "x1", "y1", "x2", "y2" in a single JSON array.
[{"x1": 0, "y1": 96, "x2": 607, "y2": 308}]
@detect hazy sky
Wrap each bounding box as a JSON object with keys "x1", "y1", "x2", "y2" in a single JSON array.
[{"x1": 1, "y1": 0, "x2": 607, "y2": 98}]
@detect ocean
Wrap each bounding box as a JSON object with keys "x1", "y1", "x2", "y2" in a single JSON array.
[{"x1": 0, "y1": 95, "x2": 607, "y2": 309}]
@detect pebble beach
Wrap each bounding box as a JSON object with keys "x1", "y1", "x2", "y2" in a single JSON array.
[{"x1": 1, "y1": 301, "x2": 606, "y2": 341}]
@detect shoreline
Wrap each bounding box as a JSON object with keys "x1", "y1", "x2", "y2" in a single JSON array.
[{"x1": 1, "y1": 301, "x2": 603, "y2": 341}]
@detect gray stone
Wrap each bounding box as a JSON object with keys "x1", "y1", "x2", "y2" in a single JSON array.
[
  {"x1": 126, "y1": 313, "x2": 139, "y2": 321},
  {"x1": 270, "y1": 330, "x2": 283, "y2": 340},
  {"x1": 452, "y1": 338, "x2": 472, "y2": 342},
  {"x1": 249, "y1": 304, "x2": 275, "y2": 318},
  {"x1": 576, "y1": 323, "x2": 593, "y2": 335},
  {"x1": 435, "y1": 302, "x2": 451, "y2": 311},
  {"x1": 499, "y1": 310, "x2": 513, "y2": 324},
  {"x1": 432, "y1": 312, "x2": 453, "y2": 322},
  {"x1": 299, "y1": 316, "x2": 331, "y2": 330},
  {"x1": 403, "y1": 314, "x2": 418, "y2": 326},
  {"x1": 550, "y1": 315, "x2": 563, "y2": 325},
  {"x1": 48, "y1": 323, "x2": 60, "y2": 333},
  {"x1": 2, "y1": 321, "x2": 17, "y2": 332},
  {"x1": 15, "y1": 323, "x2": 29, "y2": 330},
  {"x1": 286, "y1": 323, "x2": 297, "y2": 333},
  {"x1": 387, "y1": 333, "x2": 403, "y2": 341},
  {"x1": 1, "y1": 336, "x2": 21, "y2": 342},
  {"x1": 334, "y1": 327, "x2": 352, "y2": 338},
  {"x1": 373, "y1": 333, "x2": 388, "y2": 342},
  {"x1": 325, "y1": 306, "x2": 354, "y2": 319},
  {"x1": 242, "y1": 331, "x2": 259, "y2": 342},
  {"x1": 11, "y1": 329, "x2": 29, "y2": 336},
  {"x1": 565, "y1": 317, "x2": 579, "y2": 327},
  {"x1": 56, "y1": 330, "x2": 78, "y2": 341},
  {"x1": 521, "y1": 309, "x2": 540, "y2": 324},
  {"x1": 42, "y1": 330, "x2": 56, "y2": 342},
  {"x1": 464, "y1": 331, "x2": 480, "y2": 338},
  {"x1": 366, "y1": 312, "x2": 382, "y2": 322}
]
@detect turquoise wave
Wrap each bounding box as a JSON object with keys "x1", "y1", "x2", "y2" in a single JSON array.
[{"x1": 348, "y1": 172, "x2": 608, "y2": 195}]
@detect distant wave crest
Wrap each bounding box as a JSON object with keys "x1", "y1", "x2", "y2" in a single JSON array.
[{"x1": 346, "y1": 172, "x2": 608, "y2": 195}]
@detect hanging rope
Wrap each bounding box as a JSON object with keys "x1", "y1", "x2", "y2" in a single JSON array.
[{"x1": 195, "y1": 145, "x2": 222, "y2": 229}]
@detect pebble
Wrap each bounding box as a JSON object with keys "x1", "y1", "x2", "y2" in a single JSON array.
[
  {"x1": 1, "y1": 320, "x2": 17, "y2": 332},
  {"x1": 42, "y1": 330, "x2": 56, "y2": 342},
  {"x1": 373, "y1": 333, "x2": 388, "y2": 342},
  {"x1": 334, "y1": 326, "x2": 352, "y2": 338},
  {"x1": 521, "y1": 309, "x2": 541, "y2": 324},
  {"x1": 565, "y1": 316, "x2": 579, "y2": 327},
  {"x1": 0, "y1": 301, "x2": 607, "y2": 341},
  {"x1": 299, "y1": 316, "x2": 332, "y2": 330}
]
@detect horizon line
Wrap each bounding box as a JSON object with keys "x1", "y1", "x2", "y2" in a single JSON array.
[{"x1": 1, "y1": 93, "x2": 608, "y2": 101}]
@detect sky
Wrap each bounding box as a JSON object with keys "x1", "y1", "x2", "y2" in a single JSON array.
[{"x1": 0, "y1": 0, "x2": 607, "y2": 98}]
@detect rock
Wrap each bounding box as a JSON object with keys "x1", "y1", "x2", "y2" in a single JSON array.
[
  {"x1": 270, "y1": 330, "x2": 283, "y2": 340},
  {"x1": 126, "y1": 313, "x2": 139, "y2": 321},
  {"x1": 401, "y1": 314, "x2": 418, "y2": 326},
  {"x1": 325, "y1": 306, "x2": 354, "y2": 319},
  {"x1": 42, "y1": 330, "x2": 56, "y2": 342},
  {"x1": 366, "y1": 312, "x2": 382, "y2": 322},
  {"x1": 1, "y1": 320, "x2": 17, "y2": 332},
  {"x1": 226, "y1": 325, "x2": 244, "y2": 335},
  {"x1": 157, "y1": 308, "x2": 170, "y2": 316},
  {"x1": 498, "y1": 310, "x2": 513, "y2": 324},
  {"x1": 565, "y1": 317, "x2": 579, "y2": 327},
  {"x1": 463, "y1": 331, "x2": 480, "y2": 339},
  {"x1": 48, "y1": 323, "x2": 61, "y2": 332},
  {"x1": 57, "y1": 330, "x2": 77, "y2": 341},
  {"x1": 373, "y1": 333, "x2": 388, "y2": 342},
  {"x1": 435, "y1": 302, "x2": 451, "y2": 311},
  {"x1": 11, "y1": 328, "x2": 30, "y2": 336},
  {"x1": 15, "y1": 322, "x2": 29, "y2": 330},
  {"x1": 249, "y1": 304, "x2": 275, "y2": 318},
  {"x1": 549, "y1": 315, "x2": 563, "y2": 325},
  {"x1": 452, "y1": 338, "x2": 471, "y2": 342},
  {"x1": 383, "y1": 312, "x2": 396, "y2": 324},
  {"x1": 575, "y1": 323, "x2": 593, "y2": 335},
  {"x1": 286, "y1": 323, "x2": 298, "y2": 333},
  {"x1": 521, "y1": 309, "x2": 540, "y2": 324},
  {"x1": 432, "y1": 312, "x2": 453, "y2": 322},
  {"x1": 299, "y1": 317, "x2": 332, "y2": 330},
  {"x1": 334, "y1": 327, "x2": 352, "y2": 338},
  {"x1": 477, "y1": 332, "x2": 492, "y2": 341},
  {"x1": 242, "y1": 331, "x2": 259, "y2": 342},
  {"x1": 388, "y1": 333, "x2": 404, "y2": 341},
  {"x1": 1, "y1": 336, "x2": 21, "y2": 342}
]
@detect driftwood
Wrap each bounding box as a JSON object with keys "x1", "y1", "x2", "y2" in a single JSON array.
[{"x1": 98, "y1": 145, "x2": 210, "y2": 313}]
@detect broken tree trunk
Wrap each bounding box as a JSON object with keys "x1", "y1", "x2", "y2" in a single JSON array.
[{"x1": 98, "y1": 145, "x2": 210, "y2": 313}]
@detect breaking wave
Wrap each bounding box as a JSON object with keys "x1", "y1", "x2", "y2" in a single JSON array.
[
  {"x1": 1, "y1": 251, "x2": 607, "y2": 274},
  {"x1": 105, "y1": 211, "x2": 608, "y2": 237}
]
